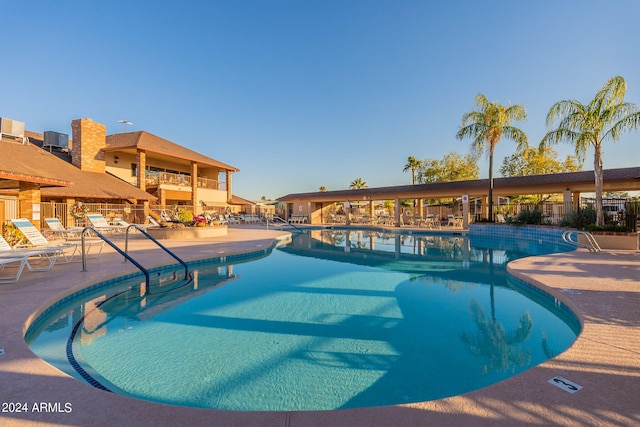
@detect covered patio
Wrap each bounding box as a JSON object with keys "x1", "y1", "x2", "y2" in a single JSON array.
[{"x1": 278, "y1": 167, "x2": 640, "y2": 229}]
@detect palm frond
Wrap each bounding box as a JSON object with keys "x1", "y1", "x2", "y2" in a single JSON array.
[{"x1": 605, "y1": 111, "x2": 640, "y2": 141}]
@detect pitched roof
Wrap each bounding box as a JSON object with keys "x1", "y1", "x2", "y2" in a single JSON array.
[
  {"x1": 104, "y1": 131, "x2": 240, "y2": 172},
  {"x1": 0, "y1": 138, "x2": 72, "y2": 190},
  {"x1": 230, "y1": 195, "x2": 254, "y2": 205},
  {"x1": 0, "y1": 137, "x2": 155, "y2": 200}
]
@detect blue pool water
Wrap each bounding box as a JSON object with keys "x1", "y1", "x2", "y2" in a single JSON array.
[{"x1": 26, "y1": 229, "x2": 579, "y2": 411}]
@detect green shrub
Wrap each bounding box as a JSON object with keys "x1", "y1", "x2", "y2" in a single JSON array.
[
  {"x1": 176, "y1": 209, "x2": 194, "y2": 223},
  {"x1": 2, "y1": 224, "x2": 24, "y2": 246},
  {"x1": 512, "y1": 208, "x2": 544, "y2": 225},
  {"x1": 585, "y1": 224, "x2": 631, "y2": 233},
  {"x1": 560, "y1": 207, "x2": 597, "y2": 228}
]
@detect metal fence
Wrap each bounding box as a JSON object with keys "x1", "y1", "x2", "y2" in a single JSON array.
[
  {"x1": 2, "y1": 198, "x2": 638, "y2": 233},
  {"x1": 491, "y1": 198, "x2": 638, "y2": 231}
]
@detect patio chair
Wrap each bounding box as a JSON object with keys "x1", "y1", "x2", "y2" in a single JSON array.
[
  {"x1": 0, "y1": 257, "x2": 28, "y2": 283},
  {"x1": 147, "y1": 216, "x2": 161, "y2": 227},
  {"x1": 44, "y1": 217, "x2": 84, "y2": 239},
  {"x1": 115, "y1": 219, "x2": 154, "y2": 231},
  {"x1": 0, "y1": 235, "x2": 60, "y2": 278},
  {"x1": 226, "y1": 215, "x2": 240, "y2": 224},
  {"x1": 11, "y1": 218, "x2": 103, "y2": 263},
  {"x1": 86, "y1": 214, "x2": 126, "y2": 234}
]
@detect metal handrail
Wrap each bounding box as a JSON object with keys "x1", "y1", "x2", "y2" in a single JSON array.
[
  {"x1": 81, "y1": 225, "x2": 191, "y2": 295},
  {"x1": 267, "y1": 216, "x2": 305, "y2": 233},
  {"x1": 562, "y1": 230, "x2": 601, "y2": 253},
  {"x1": 81, "y1": 227, "x2": 151, "y2": 291},
  {"x1": 123, "y1": 224, "x2": 189, "y2": 280}
]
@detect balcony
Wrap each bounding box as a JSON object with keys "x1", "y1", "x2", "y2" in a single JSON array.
[{"x1": 143, "y1": 171, "x2": 226, "y2": 191}]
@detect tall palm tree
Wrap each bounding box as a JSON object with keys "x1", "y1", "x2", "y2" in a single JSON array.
[
  {"x1": 403, "y1": 156, "x2": 422, "y2": 185},
  {"x1": 349, "y1": 178, "x2": 368, "y2": 189},
  {"x1": 541, "y1": 76, "x2": 640, "y2": 225},
  {"x1": 457, "y1": 94, "x2": 528, "y2": 222}
]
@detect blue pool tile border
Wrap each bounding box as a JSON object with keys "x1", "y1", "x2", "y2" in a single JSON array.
[{"x1": 470, "y1": 223, "x2": 577, "y2": 249}]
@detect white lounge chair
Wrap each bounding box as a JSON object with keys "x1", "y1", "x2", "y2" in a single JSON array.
[
  {"x1": 44, "y1": 217, "x2": 84, "y2": 239},
  {"x1": 226, "y1": 215, "x2": 240, "y2": 224},
  {"x1": 0, "y1": 257, "x2": 27, "y2": 283},
  {"x1": 11, "y1": 218, "x2": 103, "y2": 263},
  {"x1": 147, "y1": 216, "x2": 161, "y2": 227},
  {"x1": 86, "y1": 214, "x2": 126, "y2": 234},
  {"x1": 0, "y1": 235, "x2": 60, "y2": 278},
  {"x1": 115, "y1": 219, "x2": 154, "y2": 231}
]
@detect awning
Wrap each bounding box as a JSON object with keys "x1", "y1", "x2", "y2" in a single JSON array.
[{"x1": 201, "y1": 201, "x2": 228, "y2": 207}]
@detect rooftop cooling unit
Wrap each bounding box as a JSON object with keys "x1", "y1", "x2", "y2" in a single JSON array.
[
  {"x1": 0, "y1": 118, "x2": 26, "y2": 141},
  {"x1": 44, "y1": 131, "x2": 69, "y2": 149}
]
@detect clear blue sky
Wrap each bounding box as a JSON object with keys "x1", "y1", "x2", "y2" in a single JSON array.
[{"x1": 3, "y1": 0, "x2": 639, "y2": 200}]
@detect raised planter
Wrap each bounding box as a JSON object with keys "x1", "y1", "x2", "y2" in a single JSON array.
[
  {"x1": 146, "y1": 226, "x2": 228, "y2": 240},
  {"x1": 581, "y1": 231, "x2": 639, "y2": 250}
]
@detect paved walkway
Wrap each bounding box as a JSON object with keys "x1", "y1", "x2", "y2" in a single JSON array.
[{"x1": 1, "y1": 227, "x2": 638, "y2": 426}]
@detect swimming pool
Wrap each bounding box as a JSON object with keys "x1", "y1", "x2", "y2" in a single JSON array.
[{"x1": 26, "y1": 229, "x2": 579, "y2": 411}]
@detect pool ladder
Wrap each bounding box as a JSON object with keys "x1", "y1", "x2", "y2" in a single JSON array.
[
  {"x1": 562, "y1": 230, "x2": 601, "y2": 253},
  {"x1": 266, "y1": 216, "x2": 305, "y2": 233},
  {"x1": 81, "y1": 225, "x2": 191, "y2": 294}
]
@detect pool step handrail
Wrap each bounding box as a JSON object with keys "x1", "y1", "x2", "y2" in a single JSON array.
[
  {"x1": 81, "y1": 227, "x2": 151, "y2": 291},
  {"x1": 267, "y1": 215, "x2": 305, "y2": 233},
  {"x1": 123, "y1": 224, "x2": 189, "y2": 280},
  {"x1": 81, "y1": 225, "x2": 190, "y2": 295},
  {"x1": 562, "y1": 230, "x2": 601, "y2": 253}
]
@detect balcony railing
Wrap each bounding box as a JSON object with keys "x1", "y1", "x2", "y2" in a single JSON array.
[{"x1": 143, "y1": 171, "x2": 225, "y2": 190}]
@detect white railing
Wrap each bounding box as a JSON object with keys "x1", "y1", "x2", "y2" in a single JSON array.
[{"x1": 562, "y1": 230, "x2": 601, "y2": 253}]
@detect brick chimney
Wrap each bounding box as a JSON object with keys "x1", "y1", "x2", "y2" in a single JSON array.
[{"x1": 71, "y1": 118, "x2": 106, "y2": 173}]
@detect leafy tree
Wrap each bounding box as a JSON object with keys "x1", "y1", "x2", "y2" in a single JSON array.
[
  {"x1": 500, "y1": 146, "x2": 582, "y2": 205},
  {"x1": 457, "y1": 94, "x2": 528, "y2": 221},
  {"x1": 416, "y1": 151, "x2": 479, "y2": 183},
  {"x1": 499, "y1": 146, "x2": 582, "y2": 177},
  {"x1": 319, "y1": 186, "x2": 327, "y2": 192},
  {"x1": 403, "y1": 156, "x2": 422, "y2": 185},
  {"x1": 349, "y1": 178, "x2": 368, "y2": 189},
  {"x1": 541, "y1": 75, "x2": 640, "y2": 225}
]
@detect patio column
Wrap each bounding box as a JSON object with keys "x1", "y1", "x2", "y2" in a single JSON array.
[
  {"x1": 191, "y1": 162, "x2": 199, "y2": 214},
  {"x1": 137, "y1": 149, "x2": 146, "y2": 192},
  {"x1": 563, "y1": 188, "x2": 573, "y2": 218},
  {"x1": 226, "y1": 170, "x2": 233, "y2": 203},
  {"x1": 18, "y1": 181, "x2": 41, "y2": 230},
  {"x1": 462, "y1": 196, "x2": 470, "y2": 229},
  {"x1": 481, "y1": 195, "x2": 489, "y2": 220},
  {"x1": 394, "y1": 197, "x2": 401, "y2": 227},
  {"x1": 345, "y1": 201, "x2": 351, "y2": 225}
]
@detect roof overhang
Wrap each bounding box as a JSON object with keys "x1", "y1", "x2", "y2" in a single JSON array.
[
  {"x1": 0, "y1": 170, "x2": 72, "y2": 190},
  {"x1": 278, "y1": 167, "x2": 640, "y2": 202},
  {"x1": 201, "y1": 201, "x2": 228, "y2": 207}
]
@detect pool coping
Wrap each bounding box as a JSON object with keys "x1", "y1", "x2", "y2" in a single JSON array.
[{"x1": 1, "y1": 227, "x2": 639, "y2": 426}]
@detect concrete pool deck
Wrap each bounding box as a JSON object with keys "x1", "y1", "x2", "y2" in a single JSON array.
[{"x1": 0, "y1": 227, "x2": 638, "y2": 426}]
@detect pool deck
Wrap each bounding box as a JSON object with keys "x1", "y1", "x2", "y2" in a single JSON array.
[{"x1": 1, "y1": 226, "x2": 638, "y2": 426}]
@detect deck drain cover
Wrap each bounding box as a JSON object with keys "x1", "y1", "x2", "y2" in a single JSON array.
[{"x1": 548, "y1": 376, "x2": 582, "y2": 393}]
